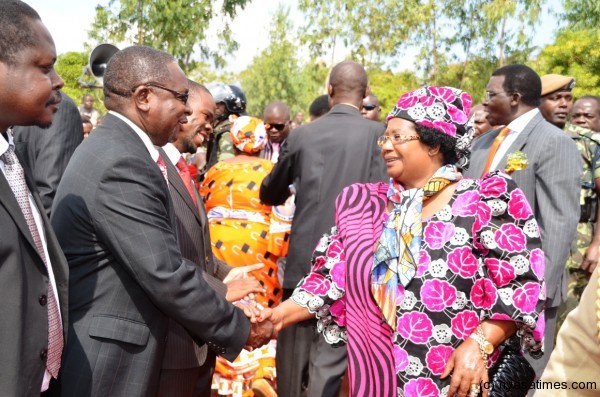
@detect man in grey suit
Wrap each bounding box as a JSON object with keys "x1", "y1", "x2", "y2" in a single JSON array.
[
  {"x1": 0, "y1": 1, "x2": 68, "y2": 395},
  {"x1": 465, "y1": 64, "x2": 581, "y2": 377},
  {"x1": 157, "y1": 81, "x2": 264, "y2": 397},
  {"x1": 260, "y1": 60, "x2": 387, "y2": 397},
  {"x1": 13, "y1": 92, "x2": 83, "y2": 217},
  {"x1": 51, "y1": 46, "x2": 272, "y2": 397}
]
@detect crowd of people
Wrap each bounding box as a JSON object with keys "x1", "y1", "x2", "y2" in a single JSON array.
[{"x1": 2, "y1": 1, "x2": 600, "y2": 397}]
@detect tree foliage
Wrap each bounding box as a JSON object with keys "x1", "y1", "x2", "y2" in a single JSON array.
[
  {"x1": 88, "y1": 0, "x2": 251, "y2": 72},
  {"x1": 367, "y1": 70, "x2": 419, "y2": 115},
  {"x1": 297, "y1": 0, "x2": 544, "y2": 86},
  {"x1": 533, "y1": 28, "x2": 600, "y2": 97},
  {"x1": 55, "y1": 51, "x2": 106, "y2": 114},
  {"x1": 561, "y1": 0, "x2": 600, "y2": 30},
  {"x1": 238, "y1": 6, "x2": 328, "y2": 117}
]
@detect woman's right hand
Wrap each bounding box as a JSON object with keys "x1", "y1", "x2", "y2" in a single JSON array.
[{"x1": 257, "y1": 307, "x2": 284, "y2": 335}]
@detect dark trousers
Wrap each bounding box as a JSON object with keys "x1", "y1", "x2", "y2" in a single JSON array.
[
  {"x1": 276, "y1": 289, "x2": 348, "y2": 397},
  {"x1": 157, "y1": 353, "x2": 216, "y2": 397}
]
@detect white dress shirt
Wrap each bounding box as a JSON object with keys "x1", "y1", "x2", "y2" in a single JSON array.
[{"x1": 489, "y1": 108, "x2": 539, "y2": 171}]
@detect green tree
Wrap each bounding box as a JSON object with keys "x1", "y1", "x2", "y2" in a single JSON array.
[
  {"x1": 55, "y1": 51, "x2": 107, "y2": 114},
  {"x1": 533, "y1": 29, "x2": 600, "y2": 97},
  {"x1": 238, "y1": 6, "x2": 327, "y2": 117},
  {"x1": 88, "y1": 0, "x2": 252, "y2": 72},
  {"x1": 561, "y1": 0, "x2": 600, "y2": 30},
  {"x1": 297, "y1": 0, "x2": 544, "y2": 86},
  {"x1": 367, "y1": 69, "x2": 419, "y2": 115}
]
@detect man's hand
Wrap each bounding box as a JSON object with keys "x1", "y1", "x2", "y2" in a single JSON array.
[
  {"x1": 223, "y1": 263, "x2": 264, "y2": 283},
  {"x1": 582, "y1": 241, "x2": 600, "y2": 274},
  {"x1": 245, "y1": 318, "x2": 274, "y2": 350},
  {"x1": 225, "y1": 278, "x2": 265, "y2": 302}
]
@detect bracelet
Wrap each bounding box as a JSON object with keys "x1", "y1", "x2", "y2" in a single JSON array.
[{"x1": 469, "y1": 325, "x2": 494, "y2": 368}]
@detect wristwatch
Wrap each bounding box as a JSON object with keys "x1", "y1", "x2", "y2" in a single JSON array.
[{"x1": 469, "y1": 325, "x2": 494, "y2": 367}]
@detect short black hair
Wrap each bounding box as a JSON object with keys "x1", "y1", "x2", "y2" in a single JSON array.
[
  {"x1": 309, "y1": 94, "x2": 331, "y2": 119},
  {"x1": 415, "y1": 124, "x2": 457, "y2": 165},
  {"x1": 492, "y1": 64, "x2": 541, "y2": 107},
  {"x1": 0, "y1": 0, "x2": 42, "y2": 65},
  {"x1": 577, "y1": 95, "x2": 600, "y2": 112},
  {"x1": 103, "y1": 46, "x2": 175, "y2": 108}
]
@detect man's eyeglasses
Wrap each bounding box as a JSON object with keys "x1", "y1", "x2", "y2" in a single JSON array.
[
  {"x1": 376, "y1": 134, "x2": 420, "y2": 147},
  {"x1": 265, "y1": 122, "x2": 288, "y2": 131},
  {"x1": 140, "y1": 82, "x2": 189, "y2": 104},
  {"x1": 363, "y1": 104, "x2": 378, "y2": 111}
]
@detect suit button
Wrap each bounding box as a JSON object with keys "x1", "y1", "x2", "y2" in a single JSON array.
[
  {"x1": 40, "y1": 348, "x2": 48, "y2": 361},
  {"x1": 39, "y1": 294, "x2": 47, "y2": 306}
]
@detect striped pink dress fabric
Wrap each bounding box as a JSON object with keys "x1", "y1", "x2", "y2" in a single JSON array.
[{"x1": 334, "y1": 182, "x2": 396, "y2": 396}]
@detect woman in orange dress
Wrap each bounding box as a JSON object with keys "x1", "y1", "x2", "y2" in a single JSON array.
[{"x1": 201, "y1": 116, "x2": 292, "y2": 397}]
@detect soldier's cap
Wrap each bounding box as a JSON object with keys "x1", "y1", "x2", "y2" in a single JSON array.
[{"x1": 541, "y1": 74, "x2": 575, "y2": 96}]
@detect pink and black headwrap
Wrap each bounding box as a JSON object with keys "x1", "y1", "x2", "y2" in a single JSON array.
[{"x1": 387, "y1": 86, "x2": 475, "y2": 169}]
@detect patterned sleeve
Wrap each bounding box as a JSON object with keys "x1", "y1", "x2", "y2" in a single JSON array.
[
  {"x1": 291, "y1": 226, "x2": 348, "y2": 346},
  {"x1": 473, "y1": 172, "x2": 545, "y2": 356}
]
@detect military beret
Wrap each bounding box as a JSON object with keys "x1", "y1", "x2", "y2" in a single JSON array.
[{"x1": 540, "y1": 74, "x2": 575, "y2": 96}]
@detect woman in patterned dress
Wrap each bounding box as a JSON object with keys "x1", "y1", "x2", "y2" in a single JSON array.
[
  {"x1": 201, "y1": 116, "x2": 293, "y2": 397},
  {"x1": 259, "y1": 86, "x2": 545, "y2": 397}
]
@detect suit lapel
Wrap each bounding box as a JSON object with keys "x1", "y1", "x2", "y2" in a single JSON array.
[
  {"x1": 160, "y1": 149, "x2": 203, "y2": 224},
  {"x1": 0, "y1": 174, "x2": 40, "y2": 254},
  {"x1": 469, "y1": 129, "x2": 500, "y2": 177},
  {"x1": 496, "y1": 113, "x2": 540, "y2": 170}
]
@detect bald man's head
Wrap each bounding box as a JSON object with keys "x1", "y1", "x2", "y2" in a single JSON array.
[
  {"x1": 264, "y1": 101, "x2": 291, "y2": 143},
  {"x1": 328, "y1": 61, "x2": 369, "y2": 107}
]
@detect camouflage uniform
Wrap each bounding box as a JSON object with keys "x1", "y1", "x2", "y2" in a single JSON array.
[
  {"x1": 558, "y1": 124, "x2": 600, "y2": 329},
  {"x1": 205, "y1": 117, "x2": 235, "y2": 173}
]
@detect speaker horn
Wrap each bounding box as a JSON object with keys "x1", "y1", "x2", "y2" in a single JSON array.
[{"x1": 78, "y1": 44, "x2": 119, "y2": 89}]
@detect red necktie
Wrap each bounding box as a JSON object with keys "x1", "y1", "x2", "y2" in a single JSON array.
[
  {"x1": 1, "y1": 146, "x2": 63, "y2": 377},
  {"x1": 176, "y1": 156, "x2": 198, "y2": 207},
  {"x1": 481, "y1": 127, "x2": 511, "y2": 177}
]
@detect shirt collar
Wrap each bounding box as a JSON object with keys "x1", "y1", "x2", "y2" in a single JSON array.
[
  {"x1": 507, "y1": 108, "x2": 539, "y2": 133},
  {"x1": 109, "y1": 110, "x2": 160, "y2": 162},
  {"x1": 162, "y1": 142, "x2": 181, "y2": 166},
  {"x1": 0, "y1": 129, "x2": 14, "y2": 158}
]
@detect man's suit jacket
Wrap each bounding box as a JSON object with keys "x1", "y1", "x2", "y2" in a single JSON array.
[
  {"x1": 260, "y1": 104, "x2": 387, "y2": 289},
  {"x1": 159, "y1": 148, "x2": 232, "y2": 369},
  {"x1": 13, "y1": 93, "x2": 83, "y2": 217},
  {"x1": 466, "y1": 112, "x2": 581, "y2": 307},
  {"x1": 0, "y1": 150, "x2": 69, "y2": 397},
  {"x1": 51, "y1": 114, "x2": 249, "y2": 397}
]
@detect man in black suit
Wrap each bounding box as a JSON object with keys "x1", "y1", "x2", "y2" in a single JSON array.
[
  {"x1": 51, "y1": 45, "x2": 272, "y2": 397},
  {"x1": 0, "y1": 1, "x2": 68, "y2": 395},
  {"x1": 13, "y1": 92, "x2": 83, "y2": 217},
  {"x1": 260, "y1": 60, "x2": 387, "y2": 397},
  {"x1": 157, "y1": 81, "x2": 264, "y2": 397}
]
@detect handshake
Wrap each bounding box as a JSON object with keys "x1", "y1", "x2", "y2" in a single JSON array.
[{"x1": 223, "y1": 263, "x2": 282, "y2": 350}]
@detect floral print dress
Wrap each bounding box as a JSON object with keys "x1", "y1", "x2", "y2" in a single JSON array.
[{"x1": 291, "y1": 172, "x2": 545, "y2": 397}]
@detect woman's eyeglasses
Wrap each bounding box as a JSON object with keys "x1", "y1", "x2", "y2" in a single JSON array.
[
  {"x1": 265, "y1": 122, "x2": 288, "y2": 131},
  {"x1": 376, "y1": 135, "x2": 420, "y2": 147},
  {"x1": 363, "y1": 104, "x2": 378, "y2": 111}
]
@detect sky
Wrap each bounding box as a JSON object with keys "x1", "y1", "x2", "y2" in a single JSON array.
[{"x1": 27, "y1": 0, "x2": 564, "y2": 74}]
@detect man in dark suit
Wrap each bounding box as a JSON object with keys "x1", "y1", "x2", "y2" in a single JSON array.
[
  {"x1": 0, "y1": 1, "x2": 68, "y2": 395},
  {"x1": 13, "y1": 92, "x2": 83, "y2": 217},
  {"x1": 51, "y1": 45, "x2": 272, "y2": 397},
  {"x1": 465, "y1": 64, "x2": 581, "y2": 377},
  {"x1": 260, "y1": 60, "x2": 387, "y2": 397},
  {"x1": 157, "y1": 81, "x2": 264, "y2": 397}
]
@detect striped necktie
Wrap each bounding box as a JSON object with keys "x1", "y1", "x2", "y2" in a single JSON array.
[{"x1": 1, "y1": 146, "x2": 63, "y2": 377}]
